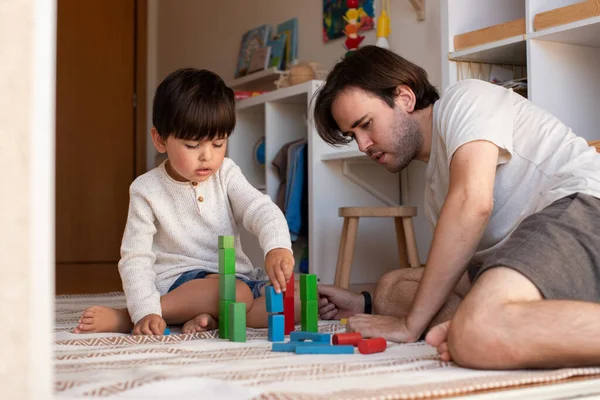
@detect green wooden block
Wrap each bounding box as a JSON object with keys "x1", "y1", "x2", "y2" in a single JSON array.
[
  {"x1": 219, "y1": 248, "x2": 236, "y2": 275},
  {"x1": 229, "y1": 302, "x2": 247, "y2": 342},
  {"x1": 301, "y1": 299, "x2": 318, "y2": 332},
  {"x1": 219, "y1": 300, "x2": 232, "y2": 339},
  {"x1": 300, "y1": 274, "x2": 318, "y2": 301},
  {"x1": 218, "y1": 235, "x2": 235, "y2": 249},
  {"x1": 219, "y1": 273, "x2": 236, "y2": 301}
]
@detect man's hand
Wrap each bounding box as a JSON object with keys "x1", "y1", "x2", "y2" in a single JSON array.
[
  {"x1": 426, "y1": 320, "x2": 452, "y2": 361},
  {"x1": 347, "y1": 314, "x2": 418, "y2": 343},
  {"x1": 318, "y1": 284, "x2": 364, "y2": 320},
  {"x1": 265, "y1": 248, "x2": 294, "y2": 293},
  {"x1": 132, "y1": 314, "x2": 166, "y2": 335}
]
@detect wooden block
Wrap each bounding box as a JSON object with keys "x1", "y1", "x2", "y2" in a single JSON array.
[
  {"x1": 340, "y1": 318, "x2": 348, "y2": 325},
  {"x1": 268, "y1": 314, "x2": 285, "y2": 342},
  {"x1": 534, "y1": 0, "x2": 600, "y2": 31},
  {"x1": 290, "y1": 331, "x2": 330, "y2": 343},
  {"x1": 218, "y1": 235, "x2": 235, "y2": 249},
  {"x1": 265, "y1": 285, "x2": 283, "y2": 313},
  {"x1": 332, "y1": 332, "x2": 362, "y2": 346},
  {"x1": 285, "y1": 273, "x2": 294, "y2": 298},
  {"x1": 218, "y1": 300, "x2": 232, "y2": 339},
  {"x1": 271, "y1": 341, "x2": 331, "y2": 352},
  {"x1": 229, "y1": 302, "x2": 247, "y2": 342},
  {"x1": 219, "y1": 273, "x2": 236, "y2": 301},
  {"x1": 295, "y1": 345, "x2": 354, "y2": 355},
  {"x1": 358, "y1": 337, "x2": 387, "y2": 354},
  {"x1": 300, "y1": 274, "x2": 317, "y2": 301},
  {"x1": 218, "y1": 248, "x2": 236, "y2": 275},
  {"x1": 283, "y1": 297, "x2": 295, "y2": 335},
  {"x1": 301, "y1": 300, "x2": 319, "y2": 332},
  {"x1": 453, "y1": 18, "x2": 525, "y2": 51}
]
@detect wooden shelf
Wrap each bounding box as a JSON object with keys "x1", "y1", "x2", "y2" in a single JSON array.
[
  {"x1": 533, "y1": 0, "x2": 600, "y2": 31},
  {"x1": 453, "y1": 18, "x2": 525, "y2": 52},
  {"x1": 449, "y1": 36, "x2": 527, "y2": 65},
  {"x1": 227, "y1": 67, "x2": 284, "y2": 92},
  {"x1": 529, "y1": 15, "x2": 600, "y2": 48},
  {"x1": 235, "y1": 80, "x2": 320, "y2": 112},
  {"x1": 321, "y1": 149, "x2": 367, "y2": 161}
]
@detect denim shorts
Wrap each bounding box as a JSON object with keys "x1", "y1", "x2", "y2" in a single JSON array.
[{"x1": 168, "y1": 269, "x2": 268, "y2": 299}]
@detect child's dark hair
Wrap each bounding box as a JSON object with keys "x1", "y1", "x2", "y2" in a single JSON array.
[{"x1": 152, "y1": 68, "x2": 236, "y2": 141}]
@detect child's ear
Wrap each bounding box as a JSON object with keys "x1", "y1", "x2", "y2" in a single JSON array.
[{"x1": 151, "y1": 127, "x2": 167, "y2": 153}]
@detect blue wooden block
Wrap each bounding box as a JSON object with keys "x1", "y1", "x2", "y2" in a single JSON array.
[
  {"x1": 295, "y1": 345, "x2": 355, "y2": 355},
  {"x1": 163, "y1": 327, "x2": 170, "y2": 335},
  {"x1": 268, "y1": 314, "x2": 285, "y2": 342},
  {"x1": 271, "y1": 341, "x2": 332, "y2": 352},
  {"x1": 289, "y1": 331, "x2": 331, "y2": 343},
  {"x1": 265, "y1": 285, "x2": 283, "y2": 313}
]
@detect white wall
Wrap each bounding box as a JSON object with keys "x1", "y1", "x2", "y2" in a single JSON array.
[
  {"x1": 150, "y1": 0, "x2": 441, "y2": 266},
  {"x1": 0, "y1": 0, "x2": 55, "y2": 397}
]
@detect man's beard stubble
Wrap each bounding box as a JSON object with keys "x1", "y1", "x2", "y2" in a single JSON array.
[{"x1": 386, "y1": 110, "x2": 422, "y2": 173}]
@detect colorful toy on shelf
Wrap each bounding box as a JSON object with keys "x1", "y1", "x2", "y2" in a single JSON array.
[
  {"x1": 343, "y1": 0, "x2": 365, "y2": 56},
  {"x1": 376, "y1": 0, "x2": 391, "y2": 49}
]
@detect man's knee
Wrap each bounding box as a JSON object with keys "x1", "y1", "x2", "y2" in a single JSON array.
[
  {"x1": 447, "y1": 296, "x2": 517, "y2": 369},
  {"x1": 373, "y1": 268, "x2": 423, "y2": 316}
]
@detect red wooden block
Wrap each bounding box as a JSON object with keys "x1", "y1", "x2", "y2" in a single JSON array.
[
  {"x1": 358, "y1": 337, "x2": 387, "y2": 354},
  {"x1": 285, "y1": 273, "x2": 294, "y2": 298},
  {"x1": 332, "y1": 332, "x2": 362, "y2": 346},
  {"x1": 283, "y1": 297, "x2": 295, "y2": 335}
]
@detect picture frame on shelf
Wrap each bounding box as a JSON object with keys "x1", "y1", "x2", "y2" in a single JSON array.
[
  {"x1": 276, "y1": 18, "x2": 299, "y2": 70},
  {"x1": 234, "y1": 24, "x2": 272, "y2": 78}
]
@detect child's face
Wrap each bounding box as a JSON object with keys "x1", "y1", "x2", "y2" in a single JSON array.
[{"x1": 152, "y1": 128, "x2": 227, "y2": 183}]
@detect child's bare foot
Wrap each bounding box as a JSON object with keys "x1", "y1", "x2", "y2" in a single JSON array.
[
  {"x1": 182, "y1": 313, "x2": 217, "y2": 334},
  {"x1": 72, "y1": 306, "x2": 133, "y2": 334}
]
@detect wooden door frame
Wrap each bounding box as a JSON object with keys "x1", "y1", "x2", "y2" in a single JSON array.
[{"x1": 135, "y1": 0, "x2": 147, "y2": 177}]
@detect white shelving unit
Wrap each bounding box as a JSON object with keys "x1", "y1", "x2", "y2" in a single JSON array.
[
  {"x1": 227, "y1": 80, "x2": 403, "y2": 285},
  {"x1": 442, "y1": 0, "x2": 600, "y2": 143}
]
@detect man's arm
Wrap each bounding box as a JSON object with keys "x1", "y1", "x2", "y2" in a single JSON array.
[{"x1": 405, "y1": 140, "x2": 499, "y2": 340}]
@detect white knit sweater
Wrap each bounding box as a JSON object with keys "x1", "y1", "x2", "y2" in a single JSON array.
[{"x1": 118, "y1": 158, "x2": 292, "y2": 323}]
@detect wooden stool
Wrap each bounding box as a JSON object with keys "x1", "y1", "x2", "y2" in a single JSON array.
[{"x1": 334, "y1": 206, "x2": 420, "y2": 289}]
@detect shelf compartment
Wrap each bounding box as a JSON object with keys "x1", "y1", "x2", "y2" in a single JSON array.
[
  {"x1": 236, "y1": 80, "x2": 317, "y2": 111},
  {"x1": 533, "y1": 0, "x2": 600, "y2": 31},
  {"x1": 454, "y1": 18, "x2": 526, "y2": 51},
  {"x1": 529, "y1": 15, "x2": 600, "y2": 47},
  {"x1": 449, "y1": 36, "x2": 527, "y2": 65}
]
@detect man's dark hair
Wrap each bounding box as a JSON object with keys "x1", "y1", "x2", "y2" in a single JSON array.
[
  {"x1": 152, "y1": 68, "x2": 235, "y2": 141},
  {"x1": 313, "y1": 46, "x2": 439, "y2": 146}
]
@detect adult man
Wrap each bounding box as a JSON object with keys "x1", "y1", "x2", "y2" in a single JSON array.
[{"x1": 313, "y1": 45, "x2": 600, "y2": 369}]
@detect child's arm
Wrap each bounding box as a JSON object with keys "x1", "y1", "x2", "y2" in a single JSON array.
[
  {"x1": 118, "y1": 187, "x2": 163, "y2": 327},
  {"x1": 223, "y1": 160, "x2": 293, "y2": 291}
]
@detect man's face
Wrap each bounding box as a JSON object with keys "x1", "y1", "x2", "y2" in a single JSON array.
[{"x1": 331, "y1": 87, "x2": 421, "y2": 173}]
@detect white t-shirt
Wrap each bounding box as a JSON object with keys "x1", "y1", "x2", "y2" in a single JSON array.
[{"x1": 425, "y1": 79, "x2": 600, "y2": 262}]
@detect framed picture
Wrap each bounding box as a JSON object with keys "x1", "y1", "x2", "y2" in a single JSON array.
[
  {"x1": 247, "y1": 46, "x2": 272, "y2": 74},
  {"x1": 235, "y1": 24, "x2": 272, "y2": 78},
  {"x1": 276, "y1": 18, "x2": 299, "y2": 70},
  {"x1": 323, "y1": 0, "x2": 375, "y2": 43}
]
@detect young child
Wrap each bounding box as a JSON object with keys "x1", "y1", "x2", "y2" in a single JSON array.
[{"x1": 74, "y1": 68, "x2": 297, "y2": 335}]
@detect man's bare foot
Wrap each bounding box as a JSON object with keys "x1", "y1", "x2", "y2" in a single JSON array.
[
  {"x1": 426, "y1": 320, "x2": 452, "y2": 361},
  {"x1": 347, "y1": 314, "x2": 416, "y2": 343},
  {"x1": 182, "y1": 313, "x2": 217, "y2": 334},
  {"x1": 72, "y1": 306, "x2": 133, "y2": 334}
]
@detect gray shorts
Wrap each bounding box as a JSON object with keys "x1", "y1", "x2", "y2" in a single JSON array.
[{"x1": 472, "y1": 193, "x2": 600, "y2": 302}]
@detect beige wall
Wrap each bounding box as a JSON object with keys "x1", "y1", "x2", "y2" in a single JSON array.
[
  {"x1": 155, "y1": 0, "x2": 441, "y2": 86},
  {"x1": 0, "y1": 0, "x2": 54, "y2": 398},
  {"x1": 153, "y1": 0, "x2": 441, "y2": 261}
]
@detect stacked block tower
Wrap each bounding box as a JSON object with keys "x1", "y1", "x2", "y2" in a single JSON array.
[
  {"x1": 218, "y1": 235, "x2": 246, "y2": 342},
  {"x1": 300, "y1": 274, "x2": 318, "y2": 332}
]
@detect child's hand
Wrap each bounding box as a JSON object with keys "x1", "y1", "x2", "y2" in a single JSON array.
[
  {"x1": 265, "y1": 248, "x2": 294, "y2": 293},
  {"x1": 132, "y1": 313, "x2": 166, "y2": 335}
]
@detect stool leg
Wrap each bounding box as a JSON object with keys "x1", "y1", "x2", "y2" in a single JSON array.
[
  {"x1": 339, "y1": 217, "x2": 359, "y2": 289},
  {"x1": 402, "y1": 217, "x2": 420, "y2": 267},
  {"x1": 394, "y1": 217, "x2": 410, "y2": 269},
  {"x1": 334, "y1": 218, "x2": 349, "y2": 286}
]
